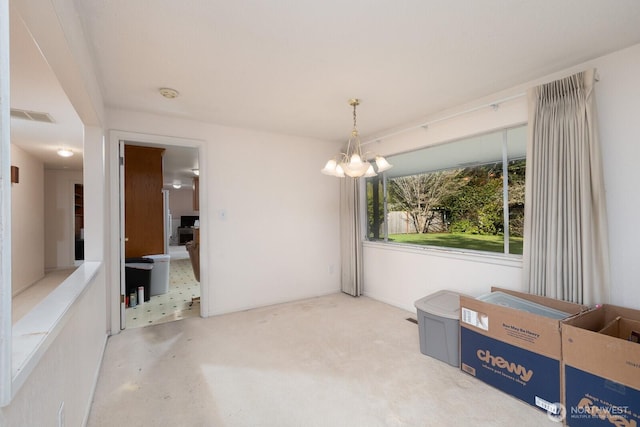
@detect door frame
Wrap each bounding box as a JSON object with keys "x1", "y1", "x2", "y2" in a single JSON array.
[{"x1": 107, "y1": 130, "x2": 208, "y2": 334}]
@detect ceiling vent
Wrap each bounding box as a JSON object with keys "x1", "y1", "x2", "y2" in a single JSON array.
[{"x1": 10, "y1": 108, "x2": 55, "y2": 123}]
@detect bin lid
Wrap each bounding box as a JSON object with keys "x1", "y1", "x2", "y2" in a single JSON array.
[
  {"x1": 414, "y1": 290, "x2": 461, "y2": 319},
  {"x1": 125, "y1": 257, "x2": 153, "y2": 264},
  {"x1": 143, "y1": 254, "x2": 170, "y2": 262},
  {"x1": 477, "y1": 291, "x2": 570, "y2": 319},
  {"x1": 125, "y1": 263, "x2": 153, "y2": 270}
]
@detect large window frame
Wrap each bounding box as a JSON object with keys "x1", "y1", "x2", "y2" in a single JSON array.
[{"x1": 365, "y1": 125, "x2": 526, "y2": 257}]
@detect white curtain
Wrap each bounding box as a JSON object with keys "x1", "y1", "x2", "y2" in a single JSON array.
[
  {"x1": 340, "y1": 177, "x2": 363, "y2": 296},
  {"x1": 523, "y1": 69, "x2": 610, "y2": 305}
]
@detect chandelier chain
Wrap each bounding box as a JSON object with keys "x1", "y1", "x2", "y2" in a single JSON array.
[
  {"x1": 350, "y1": 98, "x2": 360, "y2": 137},
  {"x1": 353, "y1": 102, "x2": 358, "y2": 135}
]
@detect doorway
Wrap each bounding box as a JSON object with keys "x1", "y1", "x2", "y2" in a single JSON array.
[
  {"x1": 109, "y1": 132, "x2": 206, "y2": 333},
  {"x1": 74, "y1": 183, "x2": 84, "y2": 264}
]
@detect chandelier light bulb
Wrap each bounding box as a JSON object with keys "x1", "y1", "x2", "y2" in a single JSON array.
[
  {"x1": 321, "y1": 159, "x2": 338, "y2": 175},
  {"x1": 364, "y1": 164, "x2": 377, "y2": 177},
  {"x1": 375, "y1": 156, "x2": 393, "y2": 173},
  {"x1": 349, "y1": 153, "x2": 363, "y2": 167}
]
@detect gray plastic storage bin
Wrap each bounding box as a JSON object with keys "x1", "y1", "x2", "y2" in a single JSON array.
[{"x1": 415, "y1": 290, "x2": 462, "y2": 367}]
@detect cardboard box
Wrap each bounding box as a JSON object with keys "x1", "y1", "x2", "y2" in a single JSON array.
[
  {"x1": 562, "y1": 305, "x2": 640, "y2": 427},
  {"x1": 460, "y1": 287, "x2": 587, "y2": 415}
]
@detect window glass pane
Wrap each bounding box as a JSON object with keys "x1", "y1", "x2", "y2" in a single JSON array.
[
  {"x1": 507, "y1": 159, "x2": 525, "y2": 254},
  {"x1": 385, "y1": 131, "x2": 504, "y2": 178},
  {"x1": 506, "y1": 125, "x2": 527, "y2": 254},
  {"x1": 366, "y1": 125, "x2": 527, "y2": 255}
]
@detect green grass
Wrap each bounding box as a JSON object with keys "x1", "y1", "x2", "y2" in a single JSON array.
[{"x1": 386, "y1": 232, "x2": 523, "y2": 255}]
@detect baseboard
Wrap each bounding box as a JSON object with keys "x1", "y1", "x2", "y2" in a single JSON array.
[{"x1": 362, "y1": 291, "x2": 415, "y2": 314}]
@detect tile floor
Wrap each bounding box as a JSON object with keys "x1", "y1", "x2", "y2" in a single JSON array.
[{"x1": 125, "y1": 257, "x2": 200, "y2": 329}]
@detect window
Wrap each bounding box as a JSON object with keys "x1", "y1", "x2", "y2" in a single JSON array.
[{"x1": 366, "y1": 125, "x2": 526, "y2": 255}]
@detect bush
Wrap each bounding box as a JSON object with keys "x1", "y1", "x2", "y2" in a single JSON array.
[{"x1": 450, "y1": 219, "x2": 480, "y2": 234}]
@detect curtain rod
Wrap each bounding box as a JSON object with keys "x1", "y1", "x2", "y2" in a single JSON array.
[{"x1": 362, "y1": 92, "x2": 526, "y2": 146}]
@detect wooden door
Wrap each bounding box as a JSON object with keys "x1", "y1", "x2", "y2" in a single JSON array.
[{"x1": 124, "y1": 145, "x2": 165, "y2": 258}]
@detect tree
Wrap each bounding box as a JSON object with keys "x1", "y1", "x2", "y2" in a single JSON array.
[
  {"x1": 388, "y1": 170, "x2": 461, "y2": 233},
  {"x1": 507, "y1": 159, "x2": 526, "y2": 237},
  {"x1": 444, "y1": 163, "x2": 503, "y2": 235}
]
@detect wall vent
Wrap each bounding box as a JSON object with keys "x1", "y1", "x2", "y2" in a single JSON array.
[{"x1": 10, "y1": 108, "x2": 55, "y2": 123}]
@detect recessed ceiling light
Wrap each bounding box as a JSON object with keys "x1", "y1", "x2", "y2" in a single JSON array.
[
  {"x1": 57, "y1": 148, "x2": 74, "y2": 157},
  {"x1": 159, "y1": 87, "x2": 179, "y2": 99}
]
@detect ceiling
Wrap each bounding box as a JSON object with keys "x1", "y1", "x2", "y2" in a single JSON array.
[
  {"x1": 10, "y1": 1, "x2": 640, "y2": 177},
  {"x1": 10, "y1": 10, "x2": 84, "y2": 171}
]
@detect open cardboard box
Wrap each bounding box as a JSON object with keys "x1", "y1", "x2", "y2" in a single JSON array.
[
  {"x1": 598, "y1": 316, "x2": 640, "y2": 342},
  {"x1": 562, "y1": 305, "x2": 640, "y2": 427},
  {"x1": 460, "y1": 287, "x2": 587, "y2": 415}
]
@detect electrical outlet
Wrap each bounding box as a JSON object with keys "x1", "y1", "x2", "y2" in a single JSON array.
[{"x1": 58, "y1": 401, "x2": 65, "y2": 427}]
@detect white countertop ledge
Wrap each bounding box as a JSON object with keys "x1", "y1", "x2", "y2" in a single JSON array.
[{"x1": 11, "y1": 261, "x2": 101, "y2": 396}]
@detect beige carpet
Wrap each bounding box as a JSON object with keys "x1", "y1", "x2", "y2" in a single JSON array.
[{"x1": 87, "y1": 293, "x2": 555, "y2": 427}]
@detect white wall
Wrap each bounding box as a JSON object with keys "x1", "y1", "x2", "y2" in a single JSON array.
[
  {"x1": 107, "y1": 109, "x2": 344, "y2": 316},
  {"x1": 44, "y1": 169, "x2": 83, "y2": 271},
  {"x1": 10, "y1": 145, "x2": 44, "y2": 295},
  {"x1": 169, "y1": 186, "x2": 197, "y2": 218},
  {"x1": 168, "y1": 186, "x2": 198, "y2": 244},
  {"x1": 0, "y1": 267, "x2": 107, "y2": 426},
  {"x1": 363, "y1": 43, "x2": 640, "y2": 312},
  {"x1": 595, "y1": 44, "x2": 640, "y2": 308},
  {"x1": 364, "y1": 245, "x2": 523, "y2": 312}
]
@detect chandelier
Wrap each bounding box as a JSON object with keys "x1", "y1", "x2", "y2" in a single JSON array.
[{"x1": 321, "y1": 99, "x2": 392, "y2": 178}]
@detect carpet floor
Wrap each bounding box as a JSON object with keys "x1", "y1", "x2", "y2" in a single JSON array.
[{"x1": 87, "y1": 293, "x2": 555, "y2": 427}]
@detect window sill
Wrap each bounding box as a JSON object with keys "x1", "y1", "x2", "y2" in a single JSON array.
[
  {"x1": 363, "y1": 240, "x2": 523, "y2": 268},
  {"x1": 11, "y1": 261, "x2": 101, "y2": 398}
]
